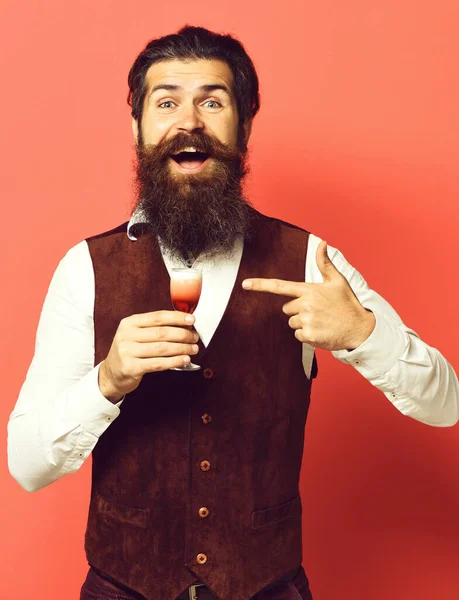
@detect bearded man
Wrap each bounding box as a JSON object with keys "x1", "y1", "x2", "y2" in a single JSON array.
[{"x1": 8, "y1": 25, "x2": 459, "y2": 600}]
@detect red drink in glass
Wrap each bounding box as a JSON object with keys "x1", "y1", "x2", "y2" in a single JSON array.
[
  {"x1": 171, "y1": 277, "x2": 202, "y2": 314},
  {"x1": 170, "y1": 268, "x2": 202, "y2": 371}
]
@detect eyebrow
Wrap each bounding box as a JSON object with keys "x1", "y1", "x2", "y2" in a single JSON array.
[{"x1": 149, "y1": 83, "x2": 231, "y2": 97}]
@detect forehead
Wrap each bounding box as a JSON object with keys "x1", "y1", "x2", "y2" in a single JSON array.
[{"x1": 144, "y1": 59, "x2": 235, "y2": 94}]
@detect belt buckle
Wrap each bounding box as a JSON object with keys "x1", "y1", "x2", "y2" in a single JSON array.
[{"x1": 189, "y1": 582, "x2": 205, "y2": 600}]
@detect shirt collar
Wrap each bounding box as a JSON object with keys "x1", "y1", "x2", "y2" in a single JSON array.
[
  {"x1": 126, "y1": 206, "x2": 243, "y2": 264},
  {"x1": 127, "y1": 206, "x2": 148, "y2": 241}
]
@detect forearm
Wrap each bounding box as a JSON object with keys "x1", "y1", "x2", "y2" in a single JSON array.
[
  {"x1": 8, "y1": 364, "x2": 121, "y2": 492},
  {"x1": 305, "y1": 238, "x2": 459, "y2": 426},
  {"x1": 7, "y1": 242, "x2": 124, "y2": 491},
  {"x1": 334, "y1": 309, "x2": 459, "y2": 426}
]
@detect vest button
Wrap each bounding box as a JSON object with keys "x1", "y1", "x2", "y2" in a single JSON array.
[
  {"x1": 196, "y1": 553, "x2": 208, "y2": 565},
  {"x1": 200, "y1": 460, "x2": 211, "y2": 472},
  {"x1": 203, "y1": 368, "x2": 214, "y2": 379},
  {"x1": 198, "y1": 507, "x2": 210, "y2": 518},
  {"x1": 201, "y1": 413, "x2": 212, "y2": 425}
]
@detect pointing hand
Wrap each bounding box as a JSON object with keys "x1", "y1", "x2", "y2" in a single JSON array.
[{"x1": 242, "y1": 241, "x2": 375, "y2": 351}]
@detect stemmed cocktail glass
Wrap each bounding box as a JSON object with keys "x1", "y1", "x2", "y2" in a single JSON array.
[{"x1": 170, "y1": 268, "x2": 202, "y2": 371}]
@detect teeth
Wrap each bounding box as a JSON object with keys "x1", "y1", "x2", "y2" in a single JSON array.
[{"x1": 172, "y1": 146, "x2": 208, "y2": 158}]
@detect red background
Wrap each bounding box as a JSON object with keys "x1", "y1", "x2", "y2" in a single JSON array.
[{"x1": 1, "y1": 1, "x2": 458, "y2": 598}]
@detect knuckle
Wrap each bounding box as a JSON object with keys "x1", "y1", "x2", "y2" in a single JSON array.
[
  {"x1": 150, "y1": 360, "x2": 162, "y2": 373},
  {"x1": 300, "y1": 300, "x2": 313, "y2": 312},
  {"x1": 131, "y1": 364, "x2": 143, "y2": 378},
  {"x1": 300, "y1": 312, "x2": 309, "y2": 326},
  {"x1": 302, "y1": 322, "x2": 312, "y2": 336},
  {"x1": 156, "y1": 310, "x2": 170, "y2": 323},
  {"x1": 124, "y1": 358, "x2": 138, "y2": 377},
  {"x1": 282, "y1": 300, "x2": 295, "y2": 315},
  {"x1": 147, "y1": 312, "x2": 161, "y2": 327},
  {"x1": 155, "y1": 342, "x2": 168, "y2": 356},
  {"x1": 154, "y1": 327, "x2": 166, "y2": 341},
  {"x1": 302, "y1": 326, "x2": 314, "y2": 344},
  {"x1": 118, "y1": 342, "x2": 130, "y2": 360}
]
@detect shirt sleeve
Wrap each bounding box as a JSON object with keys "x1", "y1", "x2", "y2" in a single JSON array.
[
  {"x1": 7, "y1": 241, "x2": 123, "y2": 493},
  {"x1": 305, "y1": 234, "x2": 459, "y2": 427}
]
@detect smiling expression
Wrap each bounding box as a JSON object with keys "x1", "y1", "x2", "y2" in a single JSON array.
[{"x1": 132, "y1": 59, "x2": 250, "y2": 175}]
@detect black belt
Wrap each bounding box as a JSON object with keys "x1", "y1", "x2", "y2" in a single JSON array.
[
  {"x1": 182, "y1": 566, "x2": 302, "y2": 600},
  {"x1": 89, "y1": 565, "x2": 146, "y2": 598},
  {"x1": 91, "y1": 564, "x2": 301, "y2": 600},
  {"x1": 186, "y1": 583, "x2": 210, "y2": 600}
]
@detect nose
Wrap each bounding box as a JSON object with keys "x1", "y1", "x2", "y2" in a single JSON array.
[{"x1": 175, "y1": 103, "x2": 204, "y2": 134}]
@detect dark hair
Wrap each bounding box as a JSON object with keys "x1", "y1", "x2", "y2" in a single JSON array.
[{"x1": 127, "y1": 26, "x2": 260, "y2": 128}]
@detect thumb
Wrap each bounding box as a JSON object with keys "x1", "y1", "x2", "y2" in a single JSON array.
[{"x1": 316, "y1": 240, "x2": 339, "y2": 282}]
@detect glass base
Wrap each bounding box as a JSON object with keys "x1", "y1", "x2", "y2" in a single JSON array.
[{"x1": 170, "y1": 362, "x2": 201, "y2": 371}]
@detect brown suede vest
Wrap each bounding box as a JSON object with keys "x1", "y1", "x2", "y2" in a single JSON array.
[{"x1": 84, "y1": 209, "x2": 316, "y2": 600}]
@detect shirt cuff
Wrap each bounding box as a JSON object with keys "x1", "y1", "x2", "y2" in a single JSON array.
[
  {"x1": 65, "y1": 363, "x2": 123, "y2": 437},
  {"x1": 332, "y1": 309, "x2": 408, "y2": 378}
]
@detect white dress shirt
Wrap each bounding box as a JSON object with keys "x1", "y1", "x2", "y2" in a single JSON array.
[{"x1": 7, "y1": 216, "x2": 459, "y2": 492}]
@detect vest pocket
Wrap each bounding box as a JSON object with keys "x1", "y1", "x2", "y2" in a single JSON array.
[
  {"x1": 251, "y1": 495, "x2": 301, "y2": 529},
  {"x1": 95, "y1": 495, "x2": 149, "y2": 528}
]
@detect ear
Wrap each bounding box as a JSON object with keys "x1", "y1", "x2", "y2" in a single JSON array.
[
  {"x1": 131, "y1": 117, "x2": 139, "y2": 145},
  {"x1": 242, "y1": 119, "x2": 253, "y2": 146}
]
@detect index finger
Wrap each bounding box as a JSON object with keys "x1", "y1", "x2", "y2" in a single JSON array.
[
  {"x1": 242, "y1": 278, "x2": 306, "y2": 298},
  {"x1": 130, "y1": 310, "x2": 195, "y2": 328}
]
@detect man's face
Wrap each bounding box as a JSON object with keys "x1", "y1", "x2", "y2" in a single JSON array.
[
  {"x1": 134, "y1": 59, "x2": 243, "y2": 172},
  {"x1": 132, "y1": 58, "x2": 253, "y2": 262}
]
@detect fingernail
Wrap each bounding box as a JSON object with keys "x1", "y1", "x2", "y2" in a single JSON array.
[
  {"x1": 192, "y1": 344, "x2": 199, "y2": 353},
  {"x1": 183, "y1": 356, "x2": 191, "y2": 364},
  {"x1": 185, "y1": 315, "x2": 195, "y2": 323},
  {"x1": 193, "y1": 333, "x2": 200, "y2": 342},
  {"x1": 242, "y1": 280, "x2": 252, "y2": 289}
]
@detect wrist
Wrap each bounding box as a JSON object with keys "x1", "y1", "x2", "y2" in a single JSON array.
[
  {"x1": 347, "y1": 308, "x2": 376, "y2": 351},
  {"x1": 98, "y1": 361, "x2": 124, "y2": 404}
]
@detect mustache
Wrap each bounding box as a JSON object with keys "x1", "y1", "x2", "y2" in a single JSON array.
[
  {"x1": 132, "y1": 130, "x2": 252, "y2": 261},
  {"x1": 139, "y1": 131, "x2": 241, "y2": 163}
]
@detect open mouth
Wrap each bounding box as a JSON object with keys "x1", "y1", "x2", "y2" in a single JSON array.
[{"x1": 170, "y1": 147, "x2": 210, "y2": 172}]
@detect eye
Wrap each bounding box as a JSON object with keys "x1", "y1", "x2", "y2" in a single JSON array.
[
  {"x1": 203, "y1": 100, "x2": 222, "y2": 109},
  {"x1": 158, "y1": 101, "x2": 176, "y2": 109}
]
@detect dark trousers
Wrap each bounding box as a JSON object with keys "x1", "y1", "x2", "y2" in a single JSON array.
[{"x1": 80, "y1": 565, "x2": 313, "y2": 600}]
